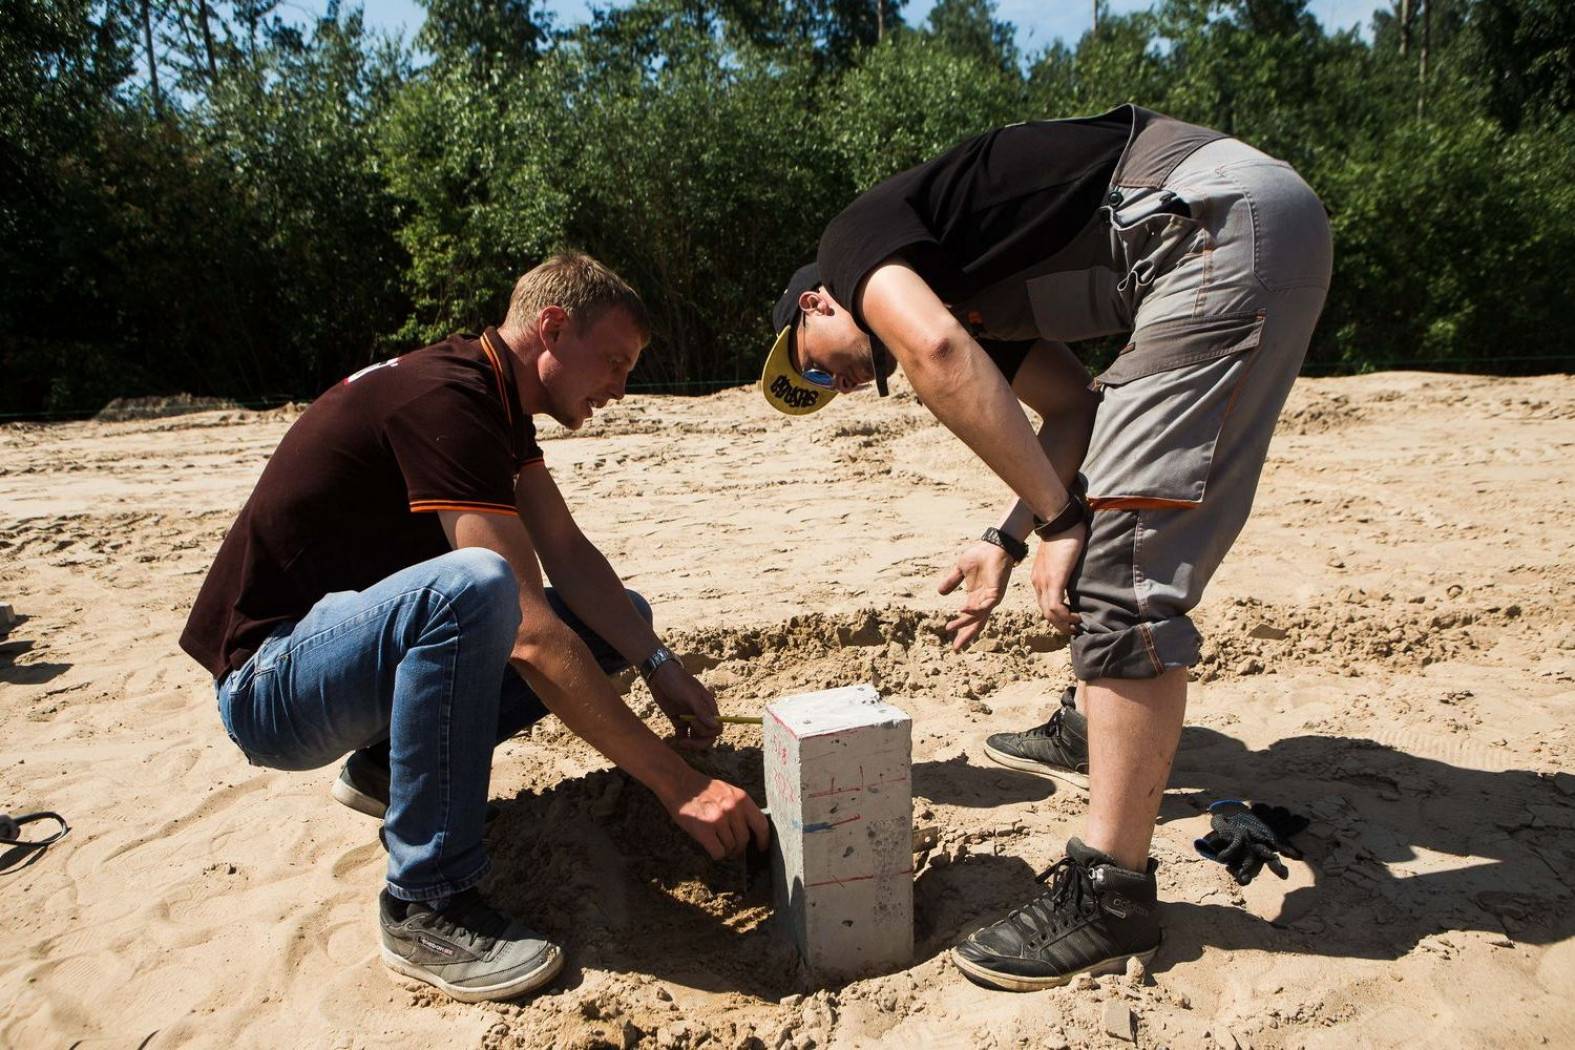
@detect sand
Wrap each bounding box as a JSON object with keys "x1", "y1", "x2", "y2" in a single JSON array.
[{"x1": 2, "y1": 371, "x2": 1573, "y2": 1049}]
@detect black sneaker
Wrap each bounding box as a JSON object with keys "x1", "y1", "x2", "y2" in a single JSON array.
[
  {"x1": 983, "y1": 686, "x2": 1089, "y2": 790},
  {"x1": 379, "y1": 888, "x2": 564, "y2": 1003},
  {"x1": 333, "y1": 749, "x2": 500, "y2": 828},
  {"x1": 951, "y1": 838, "x2": 1160, "y2": 992}
]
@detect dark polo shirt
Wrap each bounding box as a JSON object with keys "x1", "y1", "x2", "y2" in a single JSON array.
[{"x1": 180, "y1": 328, "x2": 542, "y2": 679}]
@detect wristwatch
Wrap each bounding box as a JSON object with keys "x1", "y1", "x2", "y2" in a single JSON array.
[
  {"x1": 1032, "y1": 492, "x2": 1090, "y2": 540},
  {"x1": 980, "y1": 526, "x2": 1029, "y2": 564},
  {"x1": 639, "y1": 645, "x2": 680, "y2": 681}
]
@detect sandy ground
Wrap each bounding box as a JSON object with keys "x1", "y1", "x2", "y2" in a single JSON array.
[{"x1": 2, "y1": 370, "x2": 1573, "y2": 1049}]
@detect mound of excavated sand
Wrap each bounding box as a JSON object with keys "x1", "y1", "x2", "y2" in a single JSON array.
[{"x1": 2, "y1": 369, "x2": 1573, "y2": 1048}]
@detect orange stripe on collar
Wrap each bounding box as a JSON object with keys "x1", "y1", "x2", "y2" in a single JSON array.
[{"x1": 479, "y1": 331, "x2": 514, "y2": 427}]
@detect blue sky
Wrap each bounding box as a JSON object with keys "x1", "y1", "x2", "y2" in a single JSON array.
[{"x1": 350, "y1": 0, "x2": 1382, "y2": 48}]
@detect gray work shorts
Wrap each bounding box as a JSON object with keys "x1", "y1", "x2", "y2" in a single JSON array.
[{"x1": 1060, "y1": 138, "x2": 1333, "y2": 680}]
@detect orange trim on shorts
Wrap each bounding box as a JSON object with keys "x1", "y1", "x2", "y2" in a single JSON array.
[
  {"x1": 1087, "y1": 495, "x2": 1202, "y2": 511},
  {"x1": 1139, "y1": 623, "x2": 1165, "y2": 675},
  {"x1": 409, "y1": 500, "x2": 517, "y2": 516}
]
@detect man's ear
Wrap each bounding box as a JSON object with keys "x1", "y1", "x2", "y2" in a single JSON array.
[
  {"x1": 538, "y1": 305, "x2": 569, "y2": 344},
  {"x1": 797, "y1": 288, "x2": 831, "y2": 316}
]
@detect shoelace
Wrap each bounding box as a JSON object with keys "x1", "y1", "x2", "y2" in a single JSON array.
[
  {"x1": 1024, "y1": 705, "x2": 1068, "y2": 742},
  {"x1": 1003, "y1": 858, "x2": 1097, "y2": 944},
  {"x1": 423, "y1": 892, "x2": 509, "y2": 953}
]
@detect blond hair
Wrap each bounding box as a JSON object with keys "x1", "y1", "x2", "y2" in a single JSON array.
[{"x1": 504, "y1": 252, "x2": 649, "y2": 336}]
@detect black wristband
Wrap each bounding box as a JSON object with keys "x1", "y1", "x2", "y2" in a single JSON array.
[
  {"x1": 1032, "y1": 493, "x2": 1089, "y2": 540},
  {"x1": 639, "y1": 645, "x2": 679, "y2": 681},
  {"x1": 980, "y1": 527, "x2": 1028, "y2": 564}
]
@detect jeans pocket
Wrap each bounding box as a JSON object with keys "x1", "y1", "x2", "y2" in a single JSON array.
[
  {"x1": 216, "y1": 629, "x2": 293, "y2": 767},
  {"x1": 216, "y1": 673, "x2": 264, "y2": 766}
]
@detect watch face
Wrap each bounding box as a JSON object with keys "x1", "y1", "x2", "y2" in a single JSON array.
[{"x1": 640, "y1": 647, "x2": 673, "y2": 679}]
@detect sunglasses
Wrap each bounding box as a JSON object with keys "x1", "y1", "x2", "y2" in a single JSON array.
[
  {"x1": 795, "y1": 313, "x2": 836, "y2": 389},
  {"x1": 800, "y1": 365, "x2": 836, "y2": 389}
]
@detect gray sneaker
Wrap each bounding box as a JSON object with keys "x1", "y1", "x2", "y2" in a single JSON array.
[
  {"x1": 333, "y1": 749, "x2": 499, "y2": 829},
  {"x1": 332, "y1": 749, "x2": 392, "y2": 818},
  {"x1": 379, "y1": 888, "x2": 564, "y2": 1002},
  {"x1": 982, "y1": 686, "x2": 1089, "y2": 790}
]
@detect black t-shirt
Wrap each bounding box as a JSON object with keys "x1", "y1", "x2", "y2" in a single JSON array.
[
  {"x1": 180, "y1": 328, "x2": 542, "y2": 678},
  {"x1": 816, "y1": 107, "x2": 1132, "y2": 334}
]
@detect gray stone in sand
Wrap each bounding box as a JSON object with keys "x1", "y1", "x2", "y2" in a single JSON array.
[{"x1": 1103, "y1": 1001, "x2": 1136, "y2": 1042}]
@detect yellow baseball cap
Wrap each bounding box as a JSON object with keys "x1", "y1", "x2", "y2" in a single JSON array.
[{"x1": 759, "y1": 320, "x2": 837, "y2": 416}]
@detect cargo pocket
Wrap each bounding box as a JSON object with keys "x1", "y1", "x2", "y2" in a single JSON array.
[{"x1": 1081, "y1": 310, "x2": 1266, "y2": 509}]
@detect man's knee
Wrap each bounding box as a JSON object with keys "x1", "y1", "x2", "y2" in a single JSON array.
[
  {"x1": 434, "y1": 548, "x2": 521, "y2": 636},
  {"x1": 626, "y1": 589, "x2": 653, "y2": 627}
]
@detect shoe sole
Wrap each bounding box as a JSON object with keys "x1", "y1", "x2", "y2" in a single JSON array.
[
  {"x1": 381, "y1": 943, "x2": 565, "y2": 1003},
  {"x1": 982, "y1": 742, "x2": 1090, "y2": 792},
  {"x1": 331, "y1": 775, "x2": 389, "y2": 820},
  {"x1": 950, "y1": 943, "x2": 1158, "y2": 992}
]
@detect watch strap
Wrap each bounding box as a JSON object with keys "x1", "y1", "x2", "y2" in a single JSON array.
[
  {"x1": 1032, "y1": 493, "x2": 1089, "y2": 540},
  {"x1": 639, "y1": 645, "x2": 679, "y2": 681},
  {"x1": 980, "y1": 527, "x2": 1028, "y2": 564}
]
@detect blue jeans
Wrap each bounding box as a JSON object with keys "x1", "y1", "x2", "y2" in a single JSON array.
[{"x1": 215, "y1": 548, "x2": 650, "y2": 902}]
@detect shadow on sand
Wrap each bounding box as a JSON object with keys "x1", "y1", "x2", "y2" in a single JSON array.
[
  {"x1": 1146, "y1": 725, "x2": 1575, "y2": 969},
  {"x1": 479, "y1": 722, "x2": 1574, "y2": 993},
  {"x1": 0, "y1": 618, "x2": 72, "y2": 686}
]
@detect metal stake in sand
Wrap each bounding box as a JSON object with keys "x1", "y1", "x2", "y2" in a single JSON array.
[{"x1": 763, "y1": 684, "x2": 913, "y2": 981}]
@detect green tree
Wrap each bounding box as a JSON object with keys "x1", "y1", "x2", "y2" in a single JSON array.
[
  {"x1": 379, "y1": 58, "x2": 574, "y2": 343},
  {"x1": 831, "y1": 32, "x2": 1023, "y2": 188},
  {"x1": 561, "y1": 37, "x2": 850, "y2": 386},
  {"x1": 417, "y1": 0, "x2": 550, "y2": 72},
  {"x1": 925, "y1": 0, "x2": 1017, "y2": 74},
  {"x1": 1464, "y1": 0, "x2": 1574, "y2": 130},
  {"x1": 0, "y1": 0, "x2": 136, "y2": 413}
]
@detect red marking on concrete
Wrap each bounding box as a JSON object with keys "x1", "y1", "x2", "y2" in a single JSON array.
[
  {"x1": 806, "y1": 867, "x2": 915, "y2": 889},
  {"x1": 767, "y1": 706, "x2": 800, "y2": 741},
  {"x1": 806, "y1": 774, "x2": 907, "y2": 799},
  {"x1": 802, "y1": 745, "x2": 907, "y2": 764}
]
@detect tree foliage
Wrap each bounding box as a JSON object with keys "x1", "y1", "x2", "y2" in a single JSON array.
[{"x1": 2, "y1": 0, "x2": 1572, "y2": 415}]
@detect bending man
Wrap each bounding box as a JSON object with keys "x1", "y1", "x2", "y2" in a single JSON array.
[{"x1": 757, "y1": 105, "x2": 1330, "y2": 989}]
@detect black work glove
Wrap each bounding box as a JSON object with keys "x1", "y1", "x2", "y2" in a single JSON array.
[{"x1": 1194, "y1": 800, "x2": 1308, "y2": 886}]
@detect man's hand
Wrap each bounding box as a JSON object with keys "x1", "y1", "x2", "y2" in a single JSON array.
[
  {"x1": 938, "y1": 540, "x2": 1016, "y2": 651},
  {"x1": 1031, "y1": 521, "x2": 1087, "y2": 635},
  {"x1": 660, "y1": 768, "x2": 771, "y2": 859},
  {"x1": 646, "y1": 661, "x2": 722, "y2": 750}
]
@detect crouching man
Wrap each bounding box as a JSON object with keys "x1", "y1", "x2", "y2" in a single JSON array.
[{"x1": 181, "y1": 253, "x2": 767, "y2": 1002}]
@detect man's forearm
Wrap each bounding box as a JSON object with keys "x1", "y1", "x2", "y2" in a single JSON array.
[
  {"x1": 998, "y1": 408, "x2": 1095, "y2": 540},
  {"x1": 510, "y1": 624, "x2": 691, "y2": 799},
  {"x1": 906, "y1": 339, "x2": 1071, "y2": 523},
  {"x1": 539, "y1": 535, "x2": 661, "y2": 667},
  {"x1": 862, "y1": 261, "x2": 1073, "y2": 524}
]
